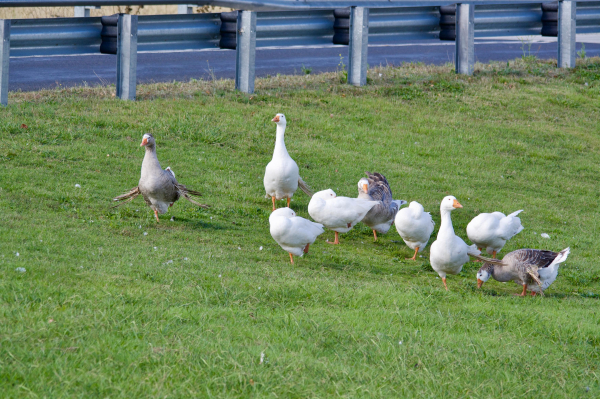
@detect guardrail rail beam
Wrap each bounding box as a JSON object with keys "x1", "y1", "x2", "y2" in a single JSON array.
[
  {"x1": 348, "y1": 6, "x2": 369, "y2": 86},
  {"x1": 0, "y1": 20, "x2": 10, "y2": 107},
  {"x1": 455, "y1": 3, "x2": 474, "y2": 75},
  {"x1": 558, "y1": 0, "x2": 577, "y2": 68},
  {"x1": 235, "y1": 10, "x2": 257, "y2": 94},
  {"x1": 116, "y1": 14, "x2": 138, "y2": 100}
]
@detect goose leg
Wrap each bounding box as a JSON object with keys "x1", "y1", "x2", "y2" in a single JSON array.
[
  {"x1": 407, "y1": 247, "x2": 419, "y2": 261},
  {"x1": 442, "y1": 277, "x2": 448, "y2": 291},
  {"x1": 373, "y1": 230, "x2": 378, "y2": 242},
  {"x1": 514, "y1": 284, "x2": 527, "y2": 297},
  {"x1": 530, "y1": 291, "x2": 537, "y2": 297},
  {"x1": 287, "y1": 197, "x2": 290, "y2": 208},
  {"x1": 303, "y1": 243, "x2": 310, "y2": 254},
  {"x1": 271, "y1": 196, "x2": 276, "y2": 212},
  {"x1": 327, "y1": 232, "x2": 340, "y2": 245},
  {"x1": 289, "y1": 253, "x2": 294, "y2": 264},
  {"x1": 154, "y1": 210, "x2": 160, "y2": 223},
  {"x1": 492, "y1": 251, "x2": 497, "y2": 259}
]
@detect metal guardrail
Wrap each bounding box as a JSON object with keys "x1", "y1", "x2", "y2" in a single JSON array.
[
  {"x1": 10, "y1": 3, "x2": 600, "y2": 57},
  {"x1": 0, "y1": 1, "x2": 599, "y2": 105}
]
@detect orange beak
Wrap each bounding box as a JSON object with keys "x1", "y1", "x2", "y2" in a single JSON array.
[
  {"x1": 272, "y1": 115, "x2": 280, "y2": 122},
  {"x1": 140, "y1": 138, "x2": 148, "y2": 147},
  {"x1": 362, "y1": 184, "x2": 368, "y2": 194},
  {"x1": 477, "y1": 279, "x2": 483, "y2": 288},
  {"x1": 453, "y1": 199, "x2": 463, "y2": 208}
]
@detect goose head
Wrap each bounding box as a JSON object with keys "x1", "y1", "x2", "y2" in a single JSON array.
[
  {"x1": 313, "y1": 189, "x2": 337, "y2": 200},
  {"x1": 272, "y1": 113, "x2": 287, "y2": 127},
  {"x1": 269, "y1": 207, "x2": 296, "y2": 223},
  {"x1": 476, "y1": 264, "x2": 493, "y2": 288},
  {"x1": 140, "y1": 133, "x2": 156, "y2": 148},
  {"x1": 440, "y1": 195, "x2": 462, "y2": 212},
  {"x1": 357, "y1": 178, "x2": 369, "y2": 195}
]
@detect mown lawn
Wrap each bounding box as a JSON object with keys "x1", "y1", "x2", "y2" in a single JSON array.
[{"x1": 1, "y1": 58, "x2": 599, "y2": 398}]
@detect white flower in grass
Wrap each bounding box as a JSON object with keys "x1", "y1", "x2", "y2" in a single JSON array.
[
  {"x1": 165, "y1": 260, "x2": 173, "y2": 265},
  {"x1": 153, "y1": 247, "x2": 157, "y2": 250},
  {"x1": 15, "y1": 267, "x2": 26, "y2": 273},
  {"x1": 259, "y1": 352, "x2": 265, "y2": 364},
  {"x1": 218, "y1": 274, "x2": 222, "y2": 278},
  {"x1": 143, "y1": 232, "x2": 148, "y2": 236},
  {"x1": 15, "y1": 252, "x2": 19, "y2": 257},
  {"x1": 75, "y1": 184, "x2": 81, "y2": 188},
  {"x1": 541, "y1": 233, "x2": 550, "y2": 239},
  {"x1": 184, "y1": 257, "x2": 188, "y2": 261},
  {"x1": 259, "y1": 246, "x2": 263, "y2": 251},
  {"x1": 399, "y1": 341, "x2": 403, "y2": 345}
]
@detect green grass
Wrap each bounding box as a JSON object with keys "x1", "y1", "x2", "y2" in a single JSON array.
[{"x1": 1, "y1": 58, "x2": 599, "y2": 398}]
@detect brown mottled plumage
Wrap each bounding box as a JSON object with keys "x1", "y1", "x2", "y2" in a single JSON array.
[
  {"x1": 475, "y1": 248, "x2": 570, "y2": 296},
  {"x1": 112, "y1": 133, "x2": 209, "y2": 222}
]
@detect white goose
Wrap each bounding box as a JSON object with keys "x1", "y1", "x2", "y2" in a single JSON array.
[
  {"x1": 264, "y1": 114, "x2": 312, "y2": 211},
  {"x1": 308, "y1": 189, "x2": 379, "y2": 245},
  {"x1": 466, "y1": 210, "x2": 524, "y2": 258},
  {"x1": 269, "y1": 207, "x2": 325, "y2": 264},
  {"x1": 394, "y1": 201, "x2": 435, "y2": 260},
  {"x1": 430, "y1": 196, "x2": 480, "y2": 290}
]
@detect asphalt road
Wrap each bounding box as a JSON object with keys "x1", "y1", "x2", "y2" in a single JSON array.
[{"x1": 9, "y1": 37, "x2": 600, "y2": 92}]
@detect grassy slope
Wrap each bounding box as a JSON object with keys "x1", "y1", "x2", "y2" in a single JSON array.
[{"x1": 1, "y1": 59, "x2": 599, "y2": 398}]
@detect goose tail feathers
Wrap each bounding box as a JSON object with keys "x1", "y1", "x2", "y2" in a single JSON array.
[{"x1": 467, "y1": 244, "x2": 482, "y2": 257}]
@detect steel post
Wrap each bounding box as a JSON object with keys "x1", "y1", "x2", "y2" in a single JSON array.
[
  {"x1": 235, "y1": 10, "x2": 257, "y2": 94},
  {"x1": 177, "y1": 4, "x2": 194, "y2": 14},
  {"x1": 0, "y1": 20, "x2": 10, "y2": 107},
  {"x1": 455, "y1": 3, "x2": 474, "y2": 75},
  {"x1": 74, "y1": 6, "x2": 100, "y2": 17},
  {"x1": 558, "y1": 0, "x2": 576, "y2": 68},
  {"x1": 116, "y1": 14, "x2": 138, "y2": 100},
  {"x1": 348, "y1": 6, "x2": 369, "y2": 86}
]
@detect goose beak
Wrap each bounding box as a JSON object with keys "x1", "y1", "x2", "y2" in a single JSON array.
[
  {"x1": 477, "y1": 279, "x2": 483, "y2": 288},
  {"x1": 362, "y1": 184, "x2": 368, "y2": 194},
  {"x1": 453, "y1": 199, "x2": 463, "y2": 208},
  {"x1": 272, "y1": 116, "x2": 280, "y2": 122},
  {"x1": 140, "y1": 138, "x2": 148, "y2": 146}
]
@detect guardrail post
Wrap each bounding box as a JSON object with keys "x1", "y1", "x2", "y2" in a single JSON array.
[
  {"x1": 116, "y1": 14, "x2": 138, "y2": 101},
  {"x1": 348, "y1": 6, "x2": 369, "y2": 86},
  {"x1": 235, "y1": 10, "x2": 257, "y2": 94},
  {"x1": 455, "y1": 3, "x2": 474, "y2": 75},
  {"x1": 177, "y1": 5, "x2": 194, "y2": 14},
  {"x1": 558, "y1": 0, "x2": 576, "y2": 68},
  {"x1": 0, "y1": 20, "x2": 9, "y2": 107},
  {"x1": 74, "y1": 6, "x2": 100, "y2": 18}
]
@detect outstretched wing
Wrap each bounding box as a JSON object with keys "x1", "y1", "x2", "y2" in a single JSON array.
[
  {"x1": 112, "y1": 186, "x2": 140, "y2": 208},
  {"x1": 176, "y1": 184, "x2": 210, "y2": 209}
]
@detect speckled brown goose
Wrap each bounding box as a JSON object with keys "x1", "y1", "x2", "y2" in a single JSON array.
[
  {"x1": 112, "y1": 133, "x2": 209, "y2": 222},
  {"x1": 475, "y1": 248, "x2": 570, "y2": 296},
  {"x1": 357, "y1": 172, "x2": 406, "y2": 241}
]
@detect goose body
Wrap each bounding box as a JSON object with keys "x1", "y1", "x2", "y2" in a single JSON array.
[
  {"x1": 269, "y1": 207, "x2": 324, "y2": 263},
  {"x1": 112, "y1": 134, "x2": 208, "y2": 221},
  {"x1": 264, "y1": 114, "x2": 312, "y2": 211},
  {"x1": 357, "y1": 172, "x2": 406, "y2": 241},
  {"x1": 394, "y1": 201, "x2": 435, "y2": 260},
  {"x1": 308, "y1": 189, "x2": 379, "y2": 244},
  {"x1": 467, "y1": 210, "x2": 524, "y2": 257},
  {"x1": 429, "y1": 196, "x2": 480, "y2": 290},
  {"x1": 475, "y1": 248, "x2": 569, "y2": 296}
]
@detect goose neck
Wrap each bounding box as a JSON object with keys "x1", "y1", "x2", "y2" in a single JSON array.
[
  {"x1": 141, "y1": 145, "x2": 161, "y2": 174},
  {"x1": 438, "y1": 208, "x2": 455, "y2": 238},
  {"x1": 273, "y1": 125, "x2": 288, "y2": 157}
]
